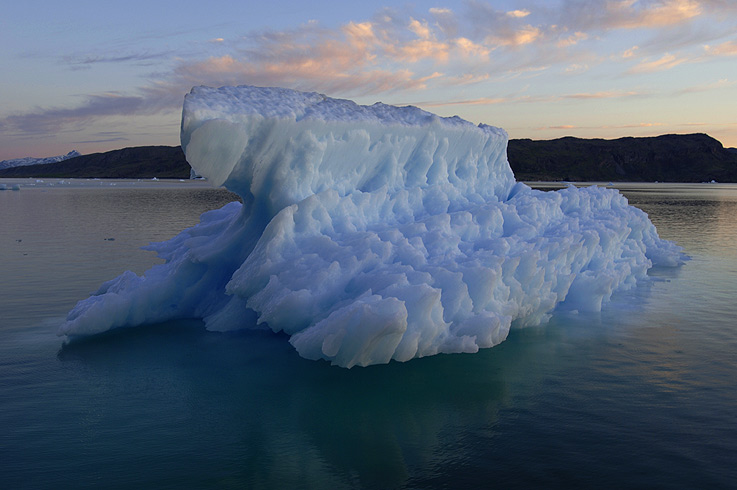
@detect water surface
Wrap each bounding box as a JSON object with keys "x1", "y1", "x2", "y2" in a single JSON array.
[{"x1": 1, "y1": 179, "x2": 735, "y2": 489}]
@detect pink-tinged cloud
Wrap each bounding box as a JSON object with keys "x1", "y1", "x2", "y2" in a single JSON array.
[
  {"x1": 428, "y1": 7, "x2": 458, "y2": 37},
  {"x1": 705, "y1": 40, "x2": 737, "y2": 56},
  {"x1": 557, "y1": 32, "x2": 588, "y2": 48},
  {"x1": 444, "y1": 73, "x2": 491, "y2": 85},
  {"x1": 464, "y1": 2, "x2": 546, "y2": 48},
  {"x1": 622, "y1": 0, "x2": 702, "y2": 28},
  {"x1": 564, "y1": 63, "x2": 590, "y2": 74},
  {"x1": 377, "y1": 17, "x2": 493, "y2": 64},
  {"x1": 486, "y1": 25, "x2": 541, "y2": 47},
  {"x1": 562, "y1": 0, "x2": 702, "y2": 31},
  {"x1": 621, "y1": 46, "x2": 640, "y2": 58},
  {"x1": 419, "y1": 96, "x2": 508, "y2": 107},
  {"x1": 628, "y1": 53, "x2": 688, "y2": 73},
  {"x1": 172, "y1": 54, "x2": 426, "y2": 96},
  {"x1": 161, "y1": 19, "x2": 448, "y2": 98},
  {"x1": 538, "y1": 122, "x2": 666, "y2": 131},
  {"x1": 389, "y1": 37, "x2": 451, "y2": 63},
  {"x1": 677, "y1": 78, "x2": 736, "y2": 94},
  {"x1": 507, "y1": 10, "x2": 531, "y2": 18},
  {"x1": 563, "y1": 90, "x2": 641, "y2": 99},
  {"x1": 616, "y1": 122, "x2": 666, "y2": 128},
  {"x1": 453, "y1": 37, "x2": 491, "y2": 59}
]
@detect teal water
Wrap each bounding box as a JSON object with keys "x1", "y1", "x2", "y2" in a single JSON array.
[{"x1": 1, "y1": 179, "x2": 736, "y2": 489}]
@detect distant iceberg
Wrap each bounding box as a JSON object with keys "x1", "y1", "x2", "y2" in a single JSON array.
[{"x1": 59, "y1": 86, "x2": 686, "y2": 367}]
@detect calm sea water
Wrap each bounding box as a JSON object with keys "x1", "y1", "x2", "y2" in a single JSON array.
[{"x1": 1, "y1": 179, "x2": 736, "y2": 489}]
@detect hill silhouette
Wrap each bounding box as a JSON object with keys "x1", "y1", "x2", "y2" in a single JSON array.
[
  {"x1": 0, "y1": 146, "x2": 190, "y2": 179},
  {"x1": 1, "y1": 134, "x2": 736, "y2": 182},
  {"x1": 507, "y1": 133, "x2": 737, "y2": 182}
]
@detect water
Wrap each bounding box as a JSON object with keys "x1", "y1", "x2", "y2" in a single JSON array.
[{"x1": 1, "y1": 179, "x2": 736, "y2": 489}]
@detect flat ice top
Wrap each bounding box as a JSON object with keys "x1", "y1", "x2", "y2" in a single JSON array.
[
  {"x1": 184, "y1": 85, "x2": 495, "y2": 131},
  {"x1": 181, "y1": 85, "x2": 514, "y2": 216}
]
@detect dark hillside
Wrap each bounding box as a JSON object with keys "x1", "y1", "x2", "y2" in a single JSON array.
[
  {"x1": 507, "y1": 133, "x2": 737, "y2": 182},
  {"x1": 0, "y1": 146, "x2": 190, "y2": 179}
]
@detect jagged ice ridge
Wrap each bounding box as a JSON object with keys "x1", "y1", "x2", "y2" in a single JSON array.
[{"x1": 59, "y1": 86, "x2": 686, "y2": 367}]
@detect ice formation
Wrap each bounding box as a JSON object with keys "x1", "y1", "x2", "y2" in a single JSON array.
[{"x1": 59, "y1": 85, "x2": 686, "y2": 367}]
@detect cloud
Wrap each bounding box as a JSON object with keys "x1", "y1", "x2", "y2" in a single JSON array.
[
  {"x1": 621, "y1": 46, "x2": 640, "y2": 58},
  {"x1": 454, "y1": 37, "x2": 491, "y2": 58},
  {"x1": 410, "y1": 88, "x2": 643, "y2": 109},
  {"x1": 676, "y1": 78, "x2": 735, "y2": 94},
  {"x1": 506, "y1": 25, "x2": 542, "y2": 46},
  {"x1": 613, "y1": 122, "x2": 666, "y2": 128},
  {"x1": 408, "y1": 18, "x2": 432, "y2": 39},
  {"x1": 72, "y1": 136, "x2": 130, "y2": 144},
  {"x1": 464, "y1": 1, "x2": 544, "y2": 47},
  {"x1": 62, "y1": 50, "x2": 176, "y2": 69},
  {"x1": 388, "y1": 19, "x2": 452, "y2": 62},
  {"x1": 163, "y1": 13, "x2": 502, "y2": 97},
  {"x1": 416, "y1": 96, "x2": 509, "y2": 108},
  {"x1": 507, "y1": 9, "x2": 531, "y2": 18},
  {"x1": 428, "y1": 7, "x2": 458, "y2": 37},
  {"x1": 2, "y1": 94, "x2": 150, "y2": 135},
  {"x1": 476, "y1": 21, "x2": 541, "y2": 47},
  {"x1": 627, "y1": 0, "x2": 702, "y2": 28},
  {"x1": 704, "y1": 40, "x2": 737, "y2": 56},
  {"x1": 3, "y1": 1, "x2": 735, "y2": 139},
  {"x1": 3, "y1": 15, "x2": 459, "y2": 136},
  {"x1": 562, "y1": 90, "x2": 641, "y2": 99},
  {"x1": 444, "y1": 73, "x2": 491, "y2": 85},
  {"x1": 536, "y1": 122, "x2": 666, "y2": 131},
  {"x1": 564, "y1": 63, "x2": 589, "y2": 73},
  {"x1": 558, "y1": 0, "x2": 702, "y2": 32},
  {"x1": 628, "y1": 52, "x2": 688, "y2": 72},
  {"x1": 557, "y1": 31, "x2": 589, "y2": 48}
]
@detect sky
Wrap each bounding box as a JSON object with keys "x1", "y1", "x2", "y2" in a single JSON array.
[{"x1": 1, "y1": 0, "x2": 736, "y2": 160}]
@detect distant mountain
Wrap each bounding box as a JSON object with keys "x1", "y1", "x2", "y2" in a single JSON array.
[
  {"x1": 507, "y1": 133, "x2": 737, "y2": 182},
  {"x1": 0, "y1": 146, "x2": 190, "y2": 179},
  {"x1": 0, "y1": 150, "x2": 81, "y2": 170},
  {"x1": 1, "y1": 134, "x2": 736, "y2": 182}
]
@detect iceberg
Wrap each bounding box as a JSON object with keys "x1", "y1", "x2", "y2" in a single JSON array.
[{"x1": 59, "y1": 85, "x2": 686, "y2": 367}]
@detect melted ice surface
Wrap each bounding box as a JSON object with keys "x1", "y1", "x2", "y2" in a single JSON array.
[{"x1": 60, "y1": 86, "x2": 686, "y2": 367}]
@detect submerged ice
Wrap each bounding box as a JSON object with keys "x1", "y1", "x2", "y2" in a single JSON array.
[{"x1": 59, "y1": 85, "x2": 686, "y2": 367}]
